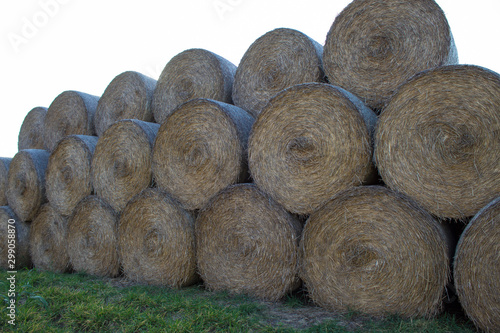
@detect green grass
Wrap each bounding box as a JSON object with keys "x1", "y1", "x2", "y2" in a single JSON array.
[{"x1": 0, "y1": 269, "x2": 476, "y2": 332}]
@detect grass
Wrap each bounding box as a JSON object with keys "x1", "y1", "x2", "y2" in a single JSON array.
[{"x1": 0, "y1": 269, "x2": 477, "y2": 332}]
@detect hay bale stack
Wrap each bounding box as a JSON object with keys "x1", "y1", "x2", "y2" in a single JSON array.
[
  {"x1": 323, "y1": 0, "x2": 457, "y2": 110},
  {"x1": 94, "y1": 71, "x2": 157, "y2": 136},
  {"x1": 67, "y1": 195, "x2": 120, "y2": 277},
  {"x1": 46, "y1": 135, "x2": 98, "y2": 217},
  {"x1": 92, "y1": 119, "x2": 159, "y2": 213},
  {"x1": 0, "y1": 206, "x2": 31, "y2": 270},
  {"x1": 454, "y1": 197, "x2": 500, "y2": 333},
  {"x1": 44, "y1": 90, "x2": 99, "y2": 151},
  {"x1": 300, "y1": 186, "x2": 450, "y2": 318},
  {"x1": 152, "y1": 48, "x2": 236, "y2": 124},
  {"x1": 196, "y1": 184, "x2": 301, "y2": 301},
  {"x1": 18, "y1": 106, "x2": 47, "y2": 150},
  {"x1": 248, "y1": 83, "x2": 377, "y2": 215},
  {"x1": 29, "y1": 203, "x2": 70, "y2": 273},
  {"x1": 232, "y1": 28, "x2": 324, "y2": 117},
  {"x1": 118, "y1": 188, "x2": 197, "y2": 288},
  {"x1": 152, "y1": 99, "x2": 254, "y2": 210},
  {"x1": 375, "y1": 65, "x2": 500, "y2": 219},
  {"x1": 7, "y1": 149, "x2": 50, "y2": 221},
  {"x1": 0, "y1": 158, "x2": 12, "y2": 206}
]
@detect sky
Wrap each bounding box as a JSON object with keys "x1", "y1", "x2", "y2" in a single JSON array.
[{"x1": 0, "y1": 0, "x2": 499, "y2": 158}]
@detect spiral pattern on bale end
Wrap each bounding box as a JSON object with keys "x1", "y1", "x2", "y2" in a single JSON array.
[
  {"x1": 248, "y1": 82, "x2": 377, "y2": 215},
  {"x1": 30, "y1": 203, "x2": 70, "y2": 273},
  {"x1": 375, "y1": 65, "x2": 500, "y2": 219},
  {"x1": 18, "y1": 106, "x2": 48, "y2": 150},
  {"x1": 118, "y1": 188, "x2": 198, "y2": 288},
  {"x1": 152, "y1": 99, "x2": 254, "y2": 210},
  {"x1": 6, "y1": 149, "x2": 50, "y2": 221},
  {"x1": 300, "y1": 186, "x2": 450, "y2": 318},
  {"x1": 454, "y1": 197, "x2": 500, "y2": 333},
  {"x1": 92, "y1": 120, "x2": 159, "y2": 213},
  {"x1": 95, "y1": 71, "x2": 157, "y2": 136},
  {"x1": 323, "y1": 0, "x2": 457, "y2": 110},
  {"x1": 232, "y1": 28, "x2": 324, "y2": 117},
  {"x1": 67, "y1": 195, "x2": 120, "y2": 277},
  {"x1": 0, "y1": 206, "x2": 31, "y2": 270},
  {"x1": 46, "y1": 135, "x2": 98, "y2": 217},
  {"x1": 0, "y1": 158, "x2": 12, "y2": 206},
  {"x1": 44, "y1": 90, "x2": 99, "y2": 151},
  {"x1": 196, "y1": 184, "x2": 302, "y2": 301},
  {"x1": 152, "y1": 48, "x2": 236, "y2": 124}
]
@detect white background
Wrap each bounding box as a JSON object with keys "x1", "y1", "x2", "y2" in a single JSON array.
[{"x1": 1, "y1": 0, "x2": 499, "y2": 157}]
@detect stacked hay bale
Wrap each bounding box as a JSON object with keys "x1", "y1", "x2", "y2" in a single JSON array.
[
  {"x1": 18, "y1": 107, "x2": 48, "y2": 150},
  {"x1": 0, "y1": 206, "x2": 31, "y2": 270},
  {"x1": 0, "y1": 158, "x2": 11, "y2": 206}
]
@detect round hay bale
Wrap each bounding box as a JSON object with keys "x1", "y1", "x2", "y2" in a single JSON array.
[
  {"x1": 375, "y1": 65, "x2": 500, "y2": 219},
  {"x1": 152, "y1": 48, "x2": 236, "y2": 124},
  {"x1": 118, "y1": 188, "x2": 197, "y2": 287},
  {"x1": 0, "y1": 206, "x2": 31, "y2": 270},
  {"x1": 232, "y1": 28, "x2": 324, "y2": 117},
  {"x1": 44, "y1": 90, "x2": 100, "y2": 151},
  {"x1": 196, "y1": 184, "x2": 301, "y2": 301},
  {"x1": 323, "y1": 0, "x2": 458, "y2": 110},
  {"x1": 45, "y1": 135, "x2": 98, "y2": 217},
  {"x1": 152, "y1": 98, "x2": 254, "y2": 210},
  {"x1": 300, "y1": 186, "x2": 450, "y2": 318},
  {"x1": 454, "y1": 196, "x2": 500, "y2": 333},
  {"x1": 248, "y1": 82, "x2": 377, "y2": 215},
  {"x1": 7, "y1": 149, "x2": 50, "y2": 221},
  {"x1": 67, "y1": 195, "x2": 120, "y2": 277},
  {"x1": 92, "y1": 119, "x2": 159, "y2": 213},
  {"x1": 29, "y1": 203, "x2": 70, "y2": 273},
  {"x1": 0, "y1": 158, "x2": 12, "y2": 206},
  {"x1": 18, "y1": 106, "x2": 48, "y2": 150},
  {"x1": 94, "y1": 71, "x2": 157, "y2": 136}
]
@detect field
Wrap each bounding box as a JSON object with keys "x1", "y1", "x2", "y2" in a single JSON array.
[{"x1": 0, "y1": 269, "x2": 476, "y2": 332}]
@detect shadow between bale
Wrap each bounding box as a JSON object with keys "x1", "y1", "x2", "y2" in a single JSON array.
[{"x1": 18, "y1": 106, "x2": 48, "y2": 150}]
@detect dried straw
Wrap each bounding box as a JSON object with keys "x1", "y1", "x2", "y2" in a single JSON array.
[
  {"x1": 0, "y1": 206, "x2": 31, "y2": 270},
  {"x1": 92, "y1": 119, "x2": 159, "y2": 213},
  {"x1": 323, "y1": 0, "x2": 458, "y2": 110},
  {"x1": 46, "y1": 135, "x2": 98, "y2": 217},
  {"x1": 118, "y1": 188, "x2": 197, "y2": 287},
  {"x1": 6, "y1": 149, "x2": 50, "y2": 221},
  {"x1": 0, "y1": 158, "x2": 12, "y2": 206},
  {"x1": 248, "y1": 82, "x2": 377, "y2": 215},
  {"x1": 29, "y1": 203, "x2": 71, "y2": 273},
  {"x1": 300, "y1": 186, "x2": 450, "y2": 318},
  {"x1": 66, "y1": 195, "x2": 120, "y2": 277},
  {"x1": 44, "y1": 90, "x2": 99, "y2": 151},
  {"x1": 152, "y1": 48, "x2": 236, "y2": 124},
  {"x1": 94, "y1": 71, "x2": 157, "y2": 136},
  {"x1": 454, "y1": 196, "x2": 500, "y2": 333},
  {"x1": 196, "y1": 184, "x2": 302, "y2": 301},
  {"x1": 375, "y1": 65, "x2": 500, "y2": 219},
  {"x1": 232, "y1": 28, "x2": 324, "y2": 117},
  {"x1": 18, "y1": 106, "x2": 47, "y2": 150},
  {"x1": 152, "y1": 98, "x2": 254, "y2": 210}
]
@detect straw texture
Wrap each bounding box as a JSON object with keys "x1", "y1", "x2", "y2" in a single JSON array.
[
  {"x1": 0, "y1": 206, "x2": 31, "y2": 270},
  {"x1": 0, "y1": 158, "x2": 12, "y2": 206},
  {"x1": 18, "y1": 106, "x2": 47, "y2": 150}
]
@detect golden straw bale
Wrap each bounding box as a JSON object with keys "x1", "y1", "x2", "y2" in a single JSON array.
[
  {"x1": 375, "y1": 65, "x2": 500, "y2": 219},
  {"x1": 46, "y1": 135, "x2": 98, "y2": 217},
  {"x1": 94, "y1": 71, "x2": 157, "y2": 136},
  {"x1": 0, "y1": 206, "x2": 31, "y2": 270},
  {"x1": 323, "y1": 0, "x2": 457, "y2": 110},
  {"x1": 18, "y1": 106, "x2": 47, "y2": 150},
  {"x1": 0, "y1": 158, "x2": 12, "y2": 206},
  {"x1": 152, "y1": 48, "x2": 236, "y2": 124},
  {"x1": 232, "y1": 28, "x2": 324, "y2": 117},
  {"x1": 300, "y1": 186, "x2": 450, "y2": 318},
  {"x1": 454, "y1": 196, "x2": 500, "y2": 333},
  {"x1": 196, "y1": 184, "x2": 302, "y2": 301},
  {"x1": 66, "y1": 195, "x2": 120, "y2": 277},
  {"x1": 92, "y1": 120, "x2": 159, "y2": 213},
  {"x1": 118, "y1": 188, "x2": 197, "y2": 287},
  {"x1": 152, "y1": 98, "x2": 254, "y2": 210},
  {"x1": 248, "y1": 82, "x2": 377, "y2": 215}
]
